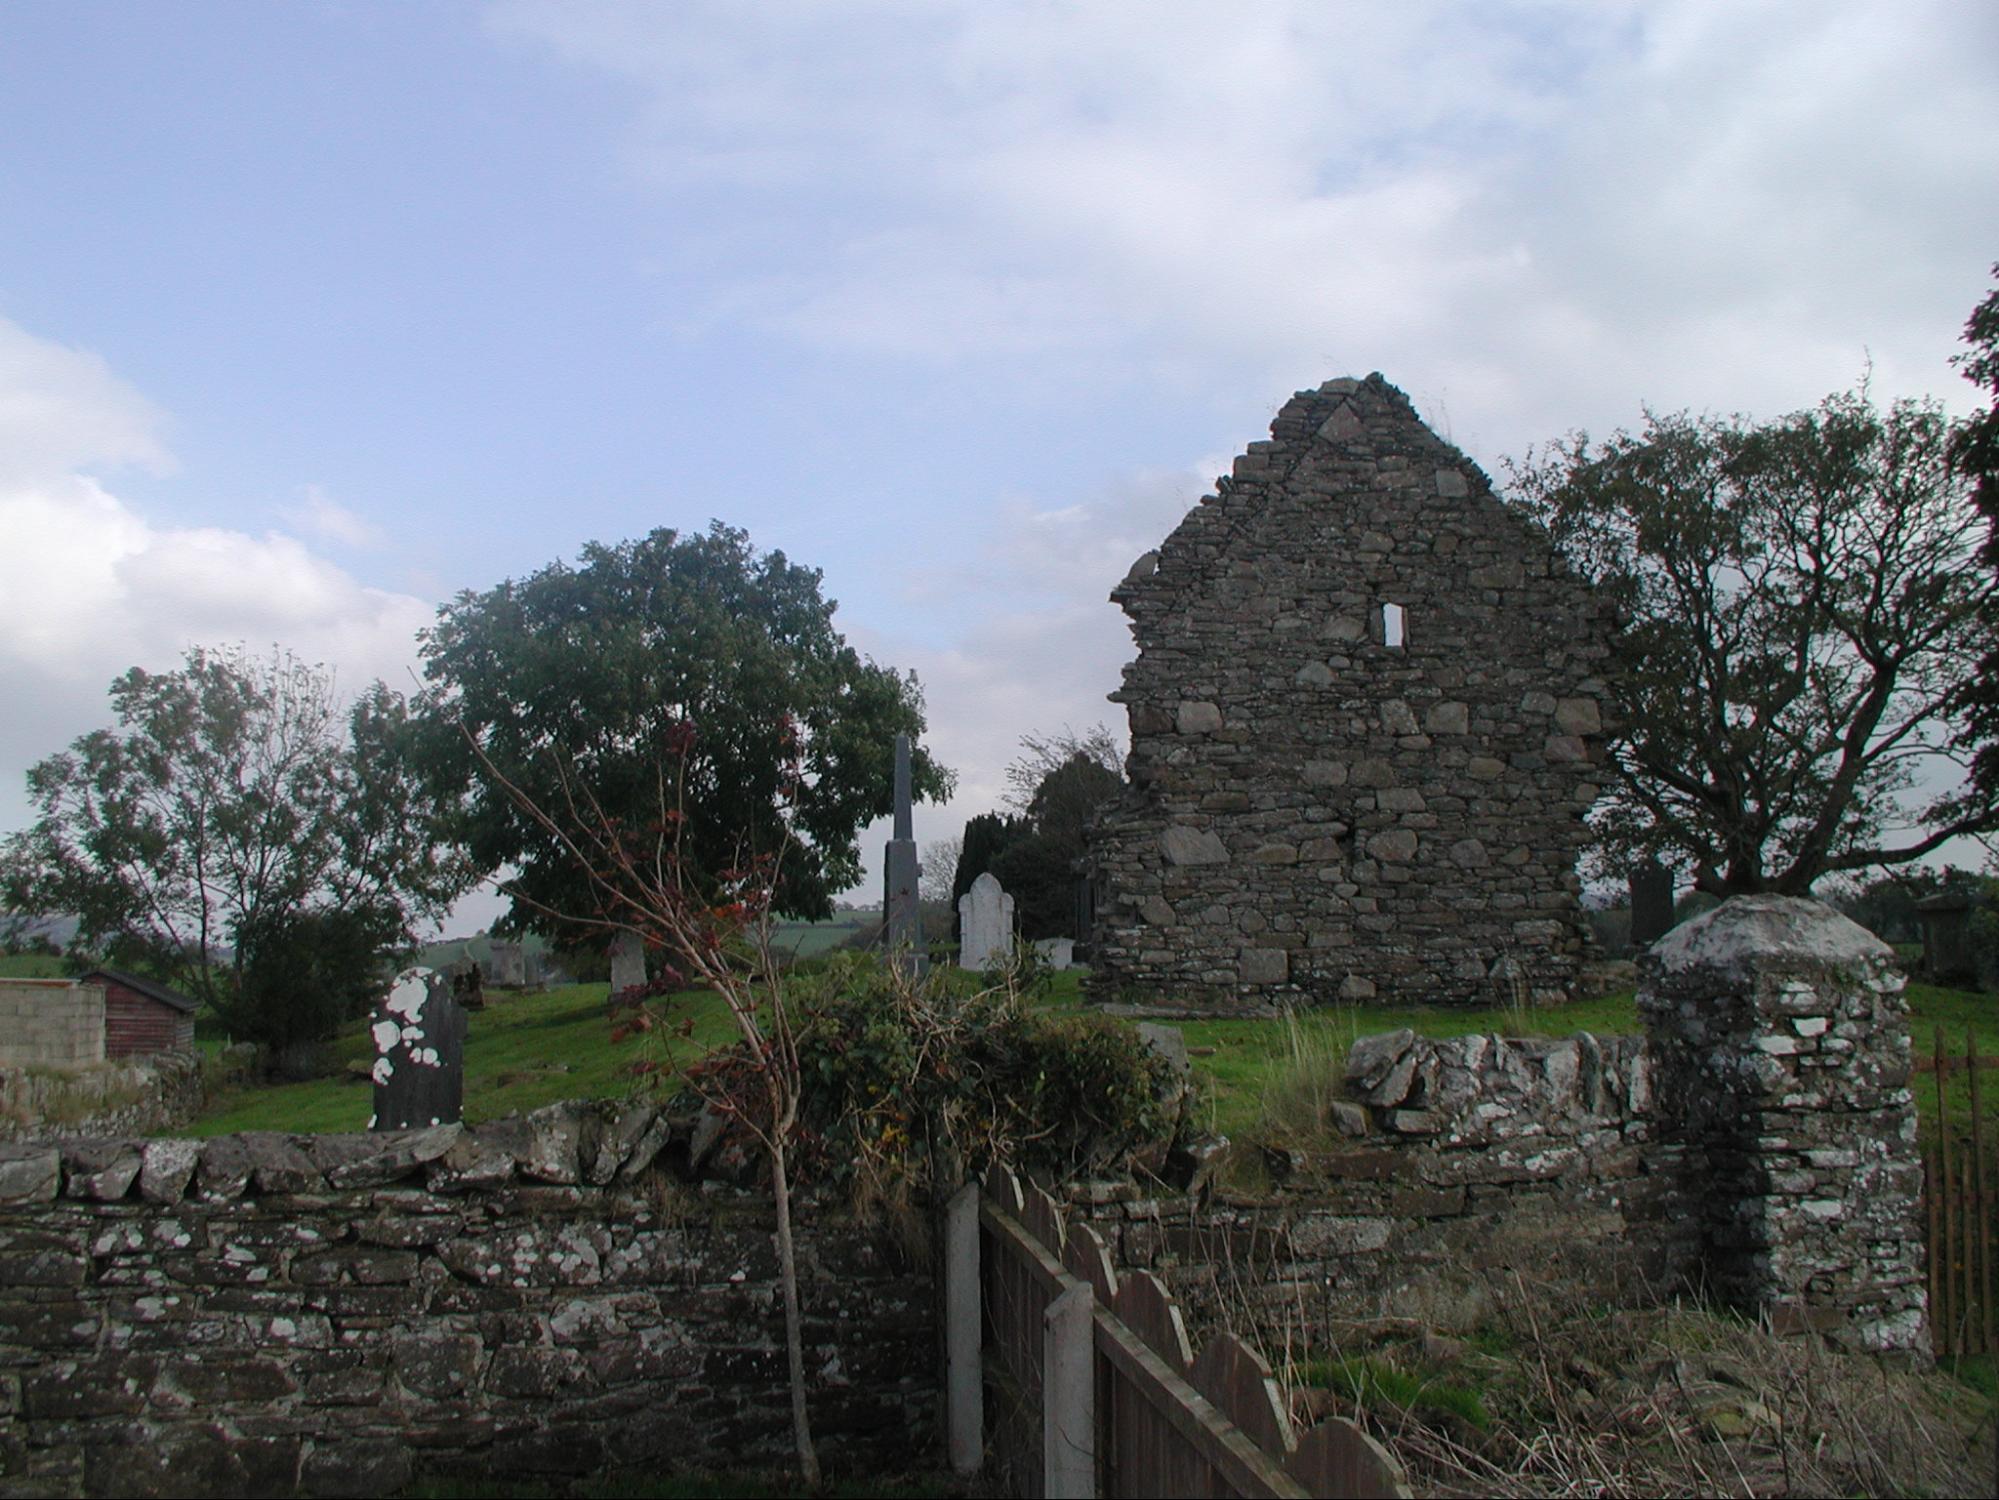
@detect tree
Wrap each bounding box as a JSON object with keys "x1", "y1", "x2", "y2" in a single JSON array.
[
  {"x1": 221, "y1": 903, "x2": 406, "y2": 1068},
  {"x1": 1, "y1": 646, "x2": 470, "y2": 1036},
  {"x1": 1001, "y1": 723, "x2": 1122, "y2": 814},
  {"x1": 1834, "y1": 865, "x2": 1987, "y2": 945},
  {"x1": 1951, "y1": 265, "x2": 1999, "y2": 809},
  {"x1": 1956, "y1": 265, "x2": 1999, "y2": 558},
  {"x1": 463, "y1": 712, "x2": 825, "y2": 1485},
  {"x1": 919, "y1": 835, "x2": 960, "y2": 905},
  {"x1": 417, "y1": 524, "x2": 949, "y2": 944},
  {"x1": 972, "y1": 728, "x2": 1125, "y2": 939},
  {"x1": 1512, "y1": 386, "x2": 1999, "y2": 896}
]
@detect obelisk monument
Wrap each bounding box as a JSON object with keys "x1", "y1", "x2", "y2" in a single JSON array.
[{"x1": 882, "y1": 733, "x2": 925, "y2": 976}]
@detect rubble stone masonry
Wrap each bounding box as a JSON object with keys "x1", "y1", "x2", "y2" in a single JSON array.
[
  {"x1": 0, "y1": 1104, "x2": 935, "y2": 1496},
  {"x1": 1088, "y1": 374, "x2": 1610, "y2": 1010}
]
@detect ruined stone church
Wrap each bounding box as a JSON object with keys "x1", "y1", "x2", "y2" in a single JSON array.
[{"x1": 1086, "y1": 375, "x2": 1609, "y2": 1009}]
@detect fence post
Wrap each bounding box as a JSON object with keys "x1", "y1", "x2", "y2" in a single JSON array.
[
  {"x1": 945, "y1": 1181, "x2": 983, "y2": 1475},
  {"x1": 1044, "y1": 1283, "x2": 1096, "y2": 1499}
]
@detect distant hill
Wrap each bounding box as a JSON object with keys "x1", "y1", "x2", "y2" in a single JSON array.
[
  {"x1": 1, "y1": 913, "x2": 78, "y2": 949},
  {"x1": 416, "y1": 930, "x2": 564, "y2": 982},
  {"x1": 769, "y1": 913, "x2": 872, "y2": 959}
]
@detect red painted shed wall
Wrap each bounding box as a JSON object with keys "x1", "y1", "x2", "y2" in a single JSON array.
[{"x1": 102, "y1": 980, "x2": 193, "y2": 1058}]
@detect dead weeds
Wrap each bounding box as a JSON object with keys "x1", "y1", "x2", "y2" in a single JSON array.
[{"x1": 1284, "y1": 1273, "x2": 1995, "y2": 1498}]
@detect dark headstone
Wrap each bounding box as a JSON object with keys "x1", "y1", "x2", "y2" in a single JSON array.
[
  {"x1": 371, "y1": 969, "x2": 467, "y2": 1130},
  {"x1": 1629, "y1": 859, "x2": 1675, "y2": 950},
  {"x1": 882, "y1": 733, "x2": 925, "y2": 977},
  {"x1": 1918, "y1": 892, "x2": 1977, "y2": 987}
]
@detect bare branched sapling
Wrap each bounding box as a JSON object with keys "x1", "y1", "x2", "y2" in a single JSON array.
[{"x1": 463, "y1": 715, "x2": 821, "y2": 1487}]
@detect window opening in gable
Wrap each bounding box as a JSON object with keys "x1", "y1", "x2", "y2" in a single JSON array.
[{"x1": 1380, "y1": 601, "x2": 1407, "y2": 649}]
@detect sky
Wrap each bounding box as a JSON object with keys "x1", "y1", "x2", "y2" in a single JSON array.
[{"x1": 0, "y1": 0, "x2": 1994, "y2": 934}]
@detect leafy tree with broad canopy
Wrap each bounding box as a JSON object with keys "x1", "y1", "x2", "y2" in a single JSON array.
[
  {"x1": 418, "y1": 523, "x2": 947, "y2": 941},
  {"x1": 1512, "y1": 384, "x2": 1999, "y2": 896},
  {"x1": 1, "y1": 646, "x2": 470, "y2": 1050}
]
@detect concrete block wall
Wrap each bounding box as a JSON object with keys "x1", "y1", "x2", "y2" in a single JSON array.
[{"x1": 0, "y1": 982, "x2": 105, "y2": 1069}]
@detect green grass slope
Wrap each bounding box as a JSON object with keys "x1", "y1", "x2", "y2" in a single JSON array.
[
  {"x1": 180, "y1": 954, "x2": 1992, "y2": 1153},
  {"x1": 190, "y1": 982, "x2": 735, "y2": 1136}
]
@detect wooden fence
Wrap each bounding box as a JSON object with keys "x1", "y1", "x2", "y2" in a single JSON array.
[
  {"x1": 946, "y1": 1171, "x2": 1409, "y2": 1499},
  {"x1": 1925, "y1": 1026, "x2": 1999, "y2": 1358}
]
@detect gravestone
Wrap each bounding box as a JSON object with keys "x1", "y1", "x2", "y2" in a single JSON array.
[
  {"x1": 486, "y1": 941, "x2": 526, "y2": 988},
  {"x1": 1033, "y1": 937, "x2": 1075, "y2": 971},
  {"x1": 451, "y1": 961, "x2": 486, "y2": 1012},
  {"x1": 882, "y1": 733, "x2": 925, "y2": 976},
  {"x1": 958, "y1": 872, "x2": 1015, "y2": 970},
  {"x1": 1917, "y1": 892, "x2": 1976, "y2": 987},
  {"x1": 370, "y1": 968, "x2": 467, "y2": 1130},
  {"x1": 609, "y1": 932, "x2": 647, "y2": 994},
  {"x1": 1629, "y1": 859, "x2": 1675, "y2": 950}
]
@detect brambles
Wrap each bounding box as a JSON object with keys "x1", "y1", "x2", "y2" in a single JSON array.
[{"x1": 668, "y1": 951, "x2": 1176, "y2": 1223}]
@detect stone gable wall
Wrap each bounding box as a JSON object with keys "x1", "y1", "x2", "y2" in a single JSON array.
[
  {"x1": 1088, "y1": 373, "x2": 1609, "y2": 1009},
  {"x1": 0, "y1": 1105, "x2": 935, "y2": 1497}
]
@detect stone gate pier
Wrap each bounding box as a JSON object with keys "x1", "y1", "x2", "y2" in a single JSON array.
[{"x1": 1640, "y1": 896, "x2": 1927, "y2": 1354}]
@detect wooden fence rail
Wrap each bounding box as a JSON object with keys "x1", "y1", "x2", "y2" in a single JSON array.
[
  {"x1": 1928, "y1": 1026, "x2": 1997, "y2": 1359},
  {"x1": 948, "y1": 1172, "x2": 1410, "y2": 1499}
]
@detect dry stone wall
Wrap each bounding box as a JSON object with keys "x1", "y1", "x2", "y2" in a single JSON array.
[
  {"x1": 0, "y1": 1103, "x2": 935, "y2": 1497},
  {"x1": 1089, "y1": 373, "x2": 1609, "y2": 1010},
  {"x1": 1074, "y1": 897, "x2": 1927, "y2": 1360},
  {"x1": 0, "y1": 1054, "x2": 201, "y2": 1144},
  {"x1": 1067, "y1": 1029, "x2": 1699, "y2": 1348}
]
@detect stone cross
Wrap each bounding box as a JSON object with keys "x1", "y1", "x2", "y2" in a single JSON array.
[
  {"x1": 370, "y1": 968, "x2": 466, "y2": 1130},
  {"x1": 1629, "y1": 858, "x2": 1675, "y2": 950},
  {"x1": 609, "y1": 931, "x2": 648, "y2": 994},
  {"x1": 882, "y1": 733, "x2": 925, "y2": 975},
  {"x1": 957, "y1": 871, "x2": 1015, "y2": 969}
]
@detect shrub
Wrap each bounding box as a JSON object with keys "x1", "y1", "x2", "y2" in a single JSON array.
[{"x1": 723, "y1": 953, "x2": 1174, "y2": 1212}]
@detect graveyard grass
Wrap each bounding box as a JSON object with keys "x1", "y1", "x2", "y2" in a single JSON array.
[
  {"x1": 190, "y1": 981, "x2": 740, "y2": 1135},
  {"x1": 184, "y1": 963, "x2": 1998, "y2": 1145}
]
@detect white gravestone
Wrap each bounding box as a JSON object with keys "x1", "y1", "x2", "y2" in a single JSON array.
[
  {"x1": 958, "y1": 872, "x2": 1016, "y2": 970},
  {"x1": 486, "y1": 940, "x2": 526, "y2": 988},
  {"x1": 609, "y1": 932, "x2": 648, "y2": 994},
  {"x1": 1033, "y1": 937, "x2": 1075, "y2": 971}
]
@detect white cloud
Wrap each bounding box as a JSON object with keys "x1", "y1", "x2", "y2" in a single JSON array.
[
  {"x1": 0, "y1": 320, "x2": 433, "y2": 840},
  {"x1": 493, "y1": 1, "x2": 1999, "y2": 906},
  {"x1": 843, "y1": 458, "x2": 1216, "y2": 887},
  {"x1": 283, "y1": 486, "x2": 388, "y2": 550},
  {"x1": 496, "y1": 0, "x2": 1998, "y2": 450},
  {"x1": 0, "y1": 317, "x2": 171, "y2": 486}
]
